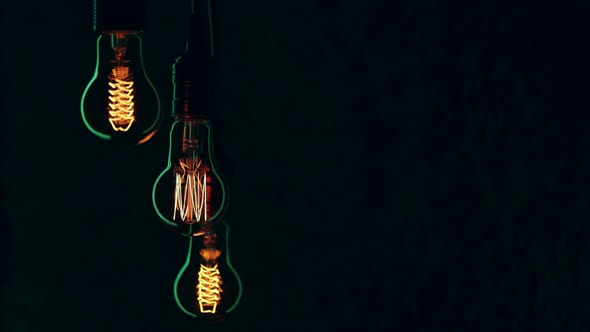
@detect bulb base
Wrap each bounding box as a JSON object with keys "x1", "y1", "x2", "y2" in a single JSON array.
[{"x1": 172, "y1": 55, "x2": 215, "y2": 119}]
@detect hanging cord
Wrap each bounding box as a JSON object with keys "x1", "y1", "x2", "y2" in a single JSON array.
[
  {"x1": 186, "y1": 0, "x2": 215, "y2": 58},
  {"x1": 173, "y1": 221, "x2": 243, "y2": 317},
  {"x1": 206, "y1": 0, "x2": 215, "y2": 58}
]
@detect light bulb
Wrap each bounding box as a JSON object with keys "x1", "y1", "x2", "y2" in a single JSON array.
[
  {"x1": 151, "y1": 6, "x2": 227, "y2": 236},
  {"x1": 173, "y1": 221, "x2": 243, "y2": 320},
  {"x1": 81, "y1": 31, "x2": 161, "y2": 145},
  {"x1": 152, "y1": 116, "x2": 228, "y2": 236},
  {"x1": 80, "y1": 0, "x2": 160, "y2": 145}
]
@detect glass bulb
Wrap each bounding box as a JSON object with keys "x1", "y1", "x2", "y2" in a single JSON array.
[
  {"x1": 152, "y1": 118, "x2": 228, "y2": 237},
  {"x1": 81, "y1": 32, "x2": 161, "y2": 145},
  {"x1": 173, "y1": 221, "x2": 242, "y2": 320}
]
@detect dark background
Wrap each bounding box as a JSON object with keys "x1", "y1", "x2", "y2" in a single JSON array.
[{"x1": 2, "y1": 0, "x2": 590, "y2": 331}]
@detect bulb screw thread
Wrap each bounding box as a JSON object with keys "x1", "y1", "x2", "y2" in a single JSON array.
[{"x1": 171, "y1": 55, "x2": 215, "y2": 119}]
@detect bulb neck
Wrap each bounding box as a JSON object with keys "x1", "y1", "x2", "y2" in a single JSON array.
[
  {"x1": 174, "y1": 114, "x2": 210, "y2": 122},
  {"x1": 93, "y1": 0, "x2": 147, "y2": 33}
]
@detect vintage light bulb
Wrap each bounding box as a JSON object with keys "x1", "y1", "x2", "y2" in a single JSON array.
[
  {"x1": 173, "y1": 221, "x2": 243, "y2": 320},
  {"x1": 80, "y1": 0, "x2": 161, "y2": 145},
  {"x1": 152, "y1": 113, "x2": 229, "y2": 237},
  {"x1": 152, "y1": 0, "x2": 225, "y2": 237}
]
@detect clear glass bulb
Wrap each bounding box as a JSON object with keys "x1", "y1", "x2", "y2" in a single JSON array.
[
  {"x1": 80, "y1": 32, "x2": 161, "y2": 145},
  {"x1": 173, "y1": 221, "x2": 242, "y2": 320},
  {"x1": 152, "y1": 118, "x2": 228, "y2": 237}
]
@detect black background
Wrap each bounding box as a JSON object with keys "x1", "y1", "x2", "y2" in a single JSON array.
[{"x1": 2, "y1": 0, "x2": 590, "y2": 331}]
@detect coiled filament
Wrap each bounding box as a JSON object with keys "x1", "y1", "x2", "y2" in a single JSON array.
[
  {"x1": 173, "y1": 157, "x2": 209, "y2": 223},
  {"x1": 107, "y1": 66, "x2": 135, "y2": 132},
  {"x1": 197, "y1": 264, "x2": 223, "y2": 313}
]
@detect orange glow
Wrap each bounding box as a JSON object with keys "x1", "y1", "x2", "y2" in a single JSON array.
[
  {"x1": 197, "y1": 264, "x2": 223, "y2": 313},
  {"x1": 107, "y1": 66, "x2": 135, "y2": 132},
  {"x1": 137, "y1": 130, "x2": 158, "y2": 145},
  {"x1": 200, "y1": 248, "x2": 222, "y2": 261},
  {"x1": 173, "y1": 157, "x2": 209, "y2": 223}
]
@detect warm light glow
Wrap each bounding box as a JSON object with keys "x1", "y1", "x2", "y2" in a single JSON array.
[
  {"x1": 107, "y1": 66, "x2": 135, "y2": 131},
  {"x1": 173, "y1": 157, "x2": 208, "y2": 223},
  {"x1": 200, "y1": 248, "x2": 222, "y2": 261},
  {"x1": 197, "y1": 264, "x2": 223, "y2": 313}
]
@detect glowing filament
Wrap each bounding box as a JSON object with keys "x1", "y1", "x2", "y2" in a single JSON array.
[
  {"x1": 107, "y1": 66, "x2": 135, "y2": 132},
  {"x1": 197, "y1": 264, "x2": 223, "y2": 313},
  {"x1": 173, "y1": 157, "x2": 208, "y2": 223}
]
